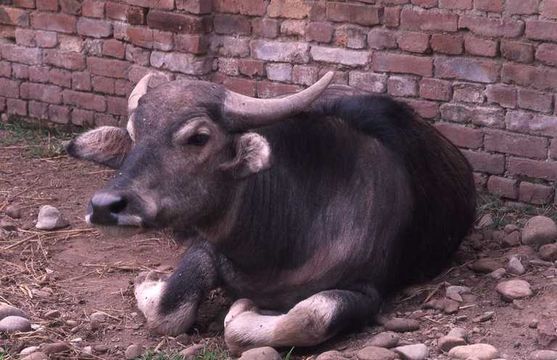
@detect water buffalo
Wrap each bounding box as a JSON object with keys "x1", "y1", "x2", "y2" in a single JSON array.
[{"x1": 66, "y1": 72, "x2": 476, "y2": 354}]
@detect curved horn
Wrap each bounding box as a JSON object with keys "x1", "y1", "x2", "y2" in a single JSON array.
[
  {"x1": 223, "y1": 71, "x2": 335, "y2": 129},
  {"x1": 128, "y1": 73, "x2": 155, "y2": 114}
]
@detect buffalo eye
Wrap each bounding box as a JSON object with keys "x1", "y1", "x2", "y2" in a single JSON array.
[{"x1": 187, "y1": 133, "x2": 210, "y2": 146}]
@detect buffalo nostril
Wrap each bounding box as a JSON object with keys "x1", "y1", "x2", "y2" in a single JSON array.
[
  {"x1": 90, "y1": 192, "x2": 128, "y2": 225},
  {"x1": 109, "y1": 197, "x2": 127, "y2": 214}
]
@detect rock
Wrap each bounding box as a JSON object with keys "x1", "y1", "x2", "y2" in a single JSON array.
[
  {"x1": 522, "y1": 216, "x2": 557, "y2": 248},
  {"x1": 438, "y1": 336, "x2": 466, "y2": 352},
  {"x1": 0, "y1": 315, "x2": 32, "y2": 332},
  {"x1": 356, "y1": 346, "x2": 398, "y2": 360},
  {"x1": 93, "y1": 344, "x2": 109, "y2": 353},
  {"x1": 496, "y1": 279, "x2": 533, "y2": 301},
  {"x1": 504, "y1": 224, "x2": 519, "y2": 233},
  {"x1": 446, "y1": 286, "x2": 471, "y2": 302},
  {"x1": 82, "y1": 346, "x2": 93, "y2": 355},
  {"x1": 506, "y1": 256, "x2": 525, "y2": 275},
  {"x1": 468, "y1": 258, "x2": 503, "y2": 273},
  {"x1": 41, "y1": 342, "x2": 70, "y2": 355},
  {"x1": 501, "y1": 231, "x2": 521, "y2": 247},
  {"x1": 538, "y1": 317, "x2": 557, "y2": 348},
  {"x1": 367, "y1": 331, "x2": 399, "y2": 348},
  {"x1": 384, "y1": 317, "x2": 420, "y2": 332},
  {"x1": 393, "y1": 343, "x2": 429, "y2": 360},
  {"x1": 472, "y1": 311, "x2": 494, "y2": 323},
  {"x1": 530, "y1": 350, "x2": 557, "y2": 360},
  {"x1": 238, "y1": 347, "x2": 281, "y2": 360},
  {"x1": 5, "y1": 204, "x2": 22, "y2": 219},
  {"x1": 20, "y1": 346, "x2": 40, "y2": 356},
  {"x1": 539, "y1": 243, "x2": 557, "y2": 261},
  {"x1": 489, "y1": 268, "x2": 506, "y2": 280},
  {"x1": 35, "y1": 205, "x2": 69, "y2": 230},
  {"x1": 0, "y1": 218, "x2": 17, "y2": 231},
  {"x1": 179, "y1": 344, "x2": 204, "y2": 359},
  {"x1": 124, "y1": 344, "x2": 144, "y2": 359},
  {"x1": 424, "y1": 298, "x2": 460, "y2": 314},
  {"x1": 0, "y1": 303, "x2": 27, "y2": 320},
  {"x1": 90, "y1": 311, "x2": 107, "y2": 322},
  {"x1": 316, "y1": 350, "x2": 348, "y2": 360},
  {"x1": 44, "y1": 310, "x2": 61, "y2": 319},
  {"x1": 21, "y1": 352, "x2": 48, "y2": 360},
  {"x1": 448, "y1": 344, "x2": 499, "y2": 359},
  {"x1": 447, "y1": 327, "x2": 467, "y2": 339}
]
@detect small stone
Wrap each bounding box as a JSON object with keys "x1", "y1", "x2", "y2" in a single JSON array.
[
  {"x1": 468, "y1": 258, "x2": 503, "y2": 273},
  {"x1": 384, "y1": 318, "x2": 420, "y2": 332},
  {"x1": 316, "y1": 350, "x2": 348, "y2": 360},
  {"x1": 41, "y1": 342, "x2": 69, "y2": 355},
  {"x1": 0, "y1": 218, "x2": 17, "y2": 231},
  {"x1": 93, "y1": 344, "x2": 109, "y2": 353},
  {"x1": 125, "y1": 344, "x2": 144, "y2": 359},
  {"x1": 506, "y1": 256, "x2": 525, "y2": 275},
  {"x1": 446, "y1": 286, "x2": 471, "y2": 302},
  {"x1": 504, "y1": 224, "x2": 519, "y2": 233},
  {"x1": 357, "y1": 346, "x2": 398, "y2": 360},
  {"x1": 501, "y1": 231, "x2": 521, "y2": 248},
  {"x1": 539, "y1": 243, "x2": 557, "y2": 261},
  {"x1": 90, "y1": 311, "x2": 107, "y2": 322},
  {"x1": 21, "y1": 353, "x2": 48, "y2": 360},
  {"x1": 488, "y1": 268, "x2": 506, "y2": 279},
  {"x1": 448, "y1": 343, "x2": 499, "y2": 359},
  {"x1": 393, "y1": 343, "x2": 429, "y2": 360},
  {"x1": 20, "y1": 346, "x2": 40, "y2": 356},
  {"x1": 35, "y1": 205, "x2": 69, "y2": 230},
  {"x1": 538, "y1": 317, "x2": 557, "y2": 348},
  {"x1": 83, "y1": 346, "x2": 93, "y2": 355},
  {"x1": 424, "y1": 298, "x2": 460, "y2": 314},
  {"x1": 530, "y1": 350, "x2": 557, "y2": 360},
  {"x1": 239, "y1": 346, "x2": 282, "y2": 360},
  {"x1": 5, "y1": 204, "x2": 22, "y2": 219},
  {"x1": 529, "y1": 319, "x2": 539, "y2": 328},
  {"x1": 447, "y1": 327, "x2": 467, "y2": 339},
  {"x1": 367, "y1": 331, "x2": 399, "y2": 348},
  {"x1": 522, "y1": 216, "x2": 557, "y2": 248},
  {"x1": 438, "y1": 336, "x2": 466, "y2": 352},
  {"x1": 180, "y1": 344, "x2": 204, "y2": 359},
  {"x1": 44, "y1": 310, "x2": 61, "y2": 319},
  {"x1": 0, "y1": 315, "x2": 32, "y2": 333},
  {"x1": 472, "y1": 311, "x2": 494, "y2": 323},
  {"x1": 0, "y1": 303, "x2": 27, "y2": 320},
  {"x1": 496, "y1": 279, "x2": 533, "y2": 301}
]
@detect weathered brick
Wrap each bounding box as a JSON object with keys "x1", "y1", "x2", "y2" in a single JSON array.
[
  {"x1": 147, "y1": 10, "x2": 206, "y2": 34},
  {"x1": 150, "y1": 51, "x2": 212, "y2": 75},
  {"x1": 518, "y1": 89, "x2": 553, "y2": 113},
  {"x1": 373, "y1": 53, "x2": 432, "y2": 76},
  {"x1": 28, "y1": 100, "x2": 48, "y2": 119},
  {"x1": 292, "y1": 65, "x2": 318, "y2": 86},
  {"x1": 214, "y1": 14, "x2": 251, "y2": 35},
  {"x1": 508, "y1": 157, "x2": 557, "y2": 181},
  {"x1": 431, "y1": 34, "x2": 463, "y2": 55},
  {"x1": 500, "y1": 40, "x2": 534, "y2": 63},
  {"x1": 420, "y1": 78, "x2": 451, "y2": 100},
  {"x1": 383, "y1": 6, "x2": 401, "y2": 28},
  {"x1": 251, "y1": 40, "x2": 309, "y2": 63},
  {"x1": 215, "y1": 36, "x2": 250, "y2": 57},
  {"x1": 505, "y1": 0, "x2": 539, "y2": 15},
  {"x1": 102, "y1": 39, "x2": 125, "y2": 59},
  {"x1": 218, "y1": 76, "x2": 256, "y2": 96},
  {"x1": 434, "y1": 123, "x2": 483, "y2": 149},
  {"x1": 82, "y1": 0, "x2": 104, "y2": 18},
  {"x1": 49, "y1": 68, "x2": 72, "y2": 87},
  {"x1": 464, "y1": 35, "x2": 497, "y2": 57},
  {"x1": 127, "y1": 26, "x2": 153, "y2": 48},
  {"x1": 397, "y1": 31, "x2": 429, "y2": 53},
  {"x1": 541, "y1": 0, "x2": 557, "y2": 18},
  {"x1": 71, "y1": 108, "x2": 94, "y2": 126},
  {"x1": 367, "y1": 29, "x2": 397, "y2": 50},
  {"x1": 59, "y1": 35, "x2": 83, "y2": 52},
  {"x1": 12, "y1": 63, "x2": 28, "y2": 79},
  {"x1": 0, "y1": 61, "x2": 11, "y2": 77},
  {"x1": 400, "y1": 8, "x2": 458, "y2": 32},
  {"x1": 435, "y1": 57, "x2": 499, "y2": 83},
  {"x1": 387, "y1": 76, "x2": 418, "y2": 97},
  {"x1": 307, "y1": 22, "x2": 334, "y2": 43},
  {"x1": 213, "y1": 0, "x2": 264, "y2": 15},
  {"x1": 551, "y1": 139, "x2": 557, "y2": 159},
  {"x1": 31, "y1": 12, "x2": 76, "y2": 33},
  {"x1": 326, "y1": 2, "x2": 380, "y2": 26},
  {"x1": 105, "y1": 2, "x2": 127, "y2": 21},
  {"x1": 175, "y1": 34, "x2": 208, "y2": 54},
  {"x1": 60, "y1": 0, "x2": 81, "y2": 14},
  {"x1": 15, "y1": 28, "x2": 36, "y2": 47},
  {"x1": 44, "y1": 49, "x2": 86, "y2": 70},
  {"x1": 0, "y1": 43, "x2": 41, "y2": 65},
  {"x1": 125, "y1": 45, "x2": 150, "y2": 65},
  {"x1": 525, "y1": 20, "x2": 557, "y2": 41},
  {"x1": 439, "y1": 0, "x2": 472, "y2": 9},
  {"x1": 401, "y1": 98, "x2": 439, "y2": 118},
  {"x1": 0, "y1": 78, "x2": 20, "y2": 98},
  {"x1": 487, "y1": 176, "x2": 517, "y2": 199},
  {"x1": 238, "y1": 59, "x2": 265, "y2": 77},
  {"x1": 77, "y1": 18, "x2": 111, "y2": 38},
  {"x1": 536, "y1": 43, "x2": 557, "y2": 66},
  {"x1": 13, "y1": 0, "x2": 36, "y2": 9},
  {"x1": 519, "y1": 182, "x2": 554, "y2": 205},
  {"x1": 35, "y1": 31, "x2": 57, "y2": 48},
  {"x1": 311, "y1": 46, "x2": 369, "y2": 66},
  {"x1": 266, "y1": 63, "x2": 292, "y2": 82},
  {"x1": 281, "y1": 19, "x2": 306, "y2": 37},
  {"x1": 459, "y1": 16, "x2": 524, "y2": 38},
  {"x1": 474, "y1": 0, "x2": 503, "y2": 12},
  {"x1": 485, "y1": 130, "x2": 547, "y2": 159},
  {"x1": 7, "y1": 98, "x2": 27, "y2": 116},
  {"x1": 48, "y1": 104, "x2": 70, "y2": 124},
  {"x1": 122, "y1": 0, "x2": 174, "y2": 9},
  {"x1": 0, "y1": 6, "x2": 30, "y2": 26},
  {"x1": 36, "y1": 0, "x2": 57, "y2": 11},
  {"x1": 462, "y1": 150, "x2": 505, "y2": 174},
  {"x1": 501, "y1": 63, "x2": 536, "y2": 87},
  {"x1": 28, "y1": 66, "x2": 49, "y2": 83},
  {"x1": 62, "y1": 89, "x2": 106, "y2": 111},
  {"x1": 412, "y1": 0, "x2": 438, "y2": 8},
  {"x1": 88, "y1": 57, "x2": 130, "y2": 79},
  {"x1": 267, "y1": 0, "x2": 311, "y2": 19},
  {"x1": 453, "y1": 83, "x2": 484, "y2": 103},
  {"x1": 257, "y1": 80, "x2": 301, "y2": 98},
  {"x1": 106, "y1": 96, "x2": 127, "y2": 116},
  {"x1": 20, "y1": 82, "x2": 62, "y2": 104},
  {"x1": 92, "y1": 76, "x2": 115, "y2": 94},
  {"x1": 115, "y1": 79, "x2": 132, "y2": 96},
  {"x1": 177, "y1": 0, "x2": 212, "y2": 14},
  {"x1": 153, "y1": 30, "x2": 173, "y2": 51},
  {"x1": 252, "y1": 18, "x2": 279, "y2": 38},
  {"x1": 334, "y1": 25, "x2": 366, "y2": 49},
  {"x1": 506, "y1": 111, "x2": 557, "y2": 137},
  {"x1": 349, "y1": 71, "x2": 387, "y2": 93}
]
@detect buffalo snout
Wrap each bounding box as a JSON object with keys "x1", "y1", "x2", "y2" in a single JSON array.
[{"x1": 87, "y1": 191, "x2": 142, "y2": 227}]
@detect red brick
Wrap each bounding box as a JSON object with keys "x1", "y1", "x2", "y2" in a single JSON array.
[
  {"x1": 334, "y1": 25, "x2": 367, "y2": 49},
  {"x1": 103, "y1": 39, "x2": 125, "y2": 59},
  {"x1": 0, "y1": 78, "x2": 20, "y2": 98},
  {"x1": 0, "y1": 7, "x2": 30, "y2": 26},
  {"x1": 252, "y1": 18, "x2": 279, "y2": 38},
  {"x1": 367, "y1": 29, "x2": 397, "y2": 50},
  {"x1": 77, "y1": 18, "x2": 111, "y2": 38},
  {"x1": 439, "y1": 0, "x2": 472, "y2": 9},
  {"x1": 31, "y1": 12, "x2": 76, "y2": 33},
  {"x1": 13, "y1": 0, "x2": 36, "y2": 9},
  {"x1": 419, "y1": 78, "x2": 451, "y2": 101},
  {"x1": 397, "y1": 32, "x2": 429, "y2": 53},
  {"x1": 105, "y1": 2, "x2": 127, "y2": 21},
  {"x1": 214, "y1": 14, "x2": 251, "y2": 35},
  {"x1": 383, "y1": 6, "x2": 401, "y2": 28},
  {"x1": 500, "y1": 40, "x2": 534, "y2": 63},
  {"x1": 551, "y1": 139, "x2": 557, "y2": 159},
  {"x1": 412, "y1": 0, "x2": 438, "y2": 8},
  {"x1": 430, "y1": 34, "x2": 463, "y2": 55},
  {"x1": 127, "y1": 5, "x2": 146, "y2": 24},
  {"x1": 36, "y1": 0, "x2": 57, "y2": 11},
  {"x1": 462, "y1": 150, "x2": 505, "y2": 174},
  {"x1": 71, "y1": 108, "x2": 94, "y2": 126},
  {"x1": 292, "y1": 65, "x2": 318, "y2": 86},
  {"x1": 387, "y1": 75, "x2": 418, "y2": 96},
  {"x1": 464, "y1": 35, "x2": 497, "y2": 57},
  {"x1": 0, "y1": 25, "x2": 15, "y2": 39},
  {"x1": 306, "y1": 22, "x2": 334, "y2": 43},
  {"x1": 519, "y1": 182, "x2": 554, "y2": 205},
  {"x1": 153, "y1": 30, "x2": 173, "y2": 51},
  {"x1": 122, "y1": 0, "x2": 173, "y2": 9},
  {"x1": 92, "y1": 76, "x2": 115, "y2": 94},
  {"x1": 20, "y1": 82, "x2": 62, "y2": 104},
  {"x1": 487, "y1": 176, "x2": 517, "y2": 199},
  {"x1": 485, "y1": 130, "x2": 547, "y2": 159},
  {"x1": 15, "y1": 28, "x2": 36, "y2": 47},
  {"x1": 212, "y1": 0, "x2": 263, "y2": 15},
  {"x1": 474, "y1": 0, "x2": 503, "y2": 12},
  {"x1": 505, "y1": 0, "x2": 539, "y2": 15},
  {"x1": 526, "y1": 20, "x2": 557, "y2": 41},
  {"x1": 257, "y1": 80, "x2": 301, "y2": 98},
  {"x1": 251, "y1": 40, "x2": 309, "y2": 63},
  {"x1": 434, "y1": 123, "x2": 483, "y2": 149},
  {"x1": 7, "y1": 98, "x2": 27, "y2": 116},
  {"x1": 459, "y1": 15, "x2": 524, "y2": 38},
  {"x1": 49, "y1": 68, "x2": 71, "y2": 87},
  {"x1": 0, "y1": 61, "x2": 11, "y2": 77},
  {"x1": 115, "y1": 79, "x2": 132, "y2": 96},
  {"x1": 501, "y1": 63, "x2": 537, "y2": 87},
  {"x1": 36, "y1": 31, "x2": 57, "y2": 48},
  {"x1": 372, "y1": 53, "x2": 433, "y2": 76},
  {"x1": 309, "y1": 1, "x2": 326, "y2": 20},
  {"x1": 49, "y1": 104, "x2": 70, "y2": 124},
  {"x1": 219, "y1": 76, "x2": 256, "y2": 96},
  {"x1": 150, "y1": 51, "x2": 212, "y2": 75},
  {"x1": 44, "y1": 49, "x2": 86, "y2": 70},
  {"x1": 402, "y1": 98, "x2": 439, "y2": 118},
  {"x1": 125, "y1": 45, "x2": 150, "y2": 65},
  {"x1": 106, "y1": 96, "x2": 127, "y2": 116},
  {"x1": 82, "y1": 0, "x2": 104, "y2": 18},
  {"x1": 127, "y1": 26, "x2": 153, "y2": 48},
  {"x1": 440, "y1": 103, "x2": 473, "y2": 122},
  {"x1": 473, "y1": 106, "x2": 505, "y2": 128},
  {"x1": 87, "y1": 57, "x2": 130, "y2": 79},
  {"x1": 349, "y1": 71, "x2": 387, "y2": 93},
  {"x1": 28, "y1": 66, "x2": 49, "y2": 83},
  {"x1": 175, "y1": 34, "x2": 208, "y2": 54},
  {"x1": 281, "y1": 19, "x2": 308, "y2": 38},
  {"x1": 94, "y1": 113, "x2": 120, "y2": 127},
  {"x1": 238, "y1": 59, "x2": 265, "y2": 78},
  {"x1": 541, "y1": 0, "x2": 557, "y2": 18},
  {"x1": 518, "y1": 89, "x2": 553, "y2": 113},
  {"x1": 60, "y1": 0, "x2": 81, "y2": 14},
  {"x1": 326, "y1": 2, "x2": 380, "y2": 26},
  {"x1": 0, "y1": 43, "x2": 41, "y2": 65},
  {"x1": 311, "y1": 46, "x2": 370, "y2": 66},
  {"x1": 435, "y1": 57, "x2": 499, "y2": 83},
  {"x1": 267, "y1": 0, "x2": 311, "y2": 19},
  {"x1": 508, "y1": 157, "x2": 557, "y2": 181},
  {"x1": 62, "y1": 89, "x2": 106, "y2": 111},
  {"x1": 12, "y1": 63, "x2": 28, "y2": 79},
  {"x1": 506, "y1": 111, "x2": 557, "y2": 137},
  {"x1": 216, "y1": 36, "x2": 250, "y2": 57},
  {"x1": 400, "y1": 8, "x2": 458, "y2": 32},
  {"x1": 453, "y1": 83, "x2": 484, "y2": 103},
  {"x1": 28, "y1": 100, "x2": 48, "y2": 119},
  {"x1": 536, "y1": 43, "x2": 557, "y2": 66},
  {"x1": 147, "y1": 10, "x2": 205, "y2": 34},
  {"x1": 266, "y1": 63, "x2": 292, "y2": 81}
]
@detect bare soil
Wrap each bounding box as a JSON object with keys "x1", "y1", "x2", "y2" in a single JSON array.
[{"x1": 0, "y1": 124, "x2": 556, "y2": 360}]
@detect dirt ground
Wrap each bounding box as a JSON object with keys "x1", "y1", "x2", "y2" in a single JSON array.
[{"x1": 0, "y1": 122, "x2": 556, "y2": 360}]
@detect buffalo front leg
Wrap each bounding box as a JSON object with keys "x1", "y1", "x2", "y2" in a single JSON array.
[
  {"x1": 134, "y1": 242, "x2": 218, "y2": 336},
  {"x1": 224, "y1": 289, "x2": 381, "y2": 355}
]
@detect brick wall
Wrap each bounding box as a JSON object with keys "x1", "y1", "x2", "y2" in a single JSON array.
[{"x1": 1, "y1": 0, "x2": 557, "y2": 205}]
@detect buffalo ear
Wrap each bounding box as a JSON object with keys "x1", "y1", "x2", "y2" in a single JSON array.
[
  {"x1": 65, "y1": 126, "x2": 132, "y2": 169},
  {"x1": 221, "y1": 133, "x2": 272, "y2": 179}
]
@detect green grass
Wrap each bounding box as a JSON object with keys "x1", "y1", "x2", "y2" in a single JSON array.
[
  {"x1": 477, "y1": 192, "x2": 557, "y2": 227},
  {"x1": 138, "y1": 346, "x2": 229, "y2": 360}
]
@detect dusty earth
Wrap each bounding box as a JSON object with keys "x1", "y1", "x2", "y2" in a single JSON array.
[{"x1": 0, "y1": 121, "x2": 556, "y2": 360}]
